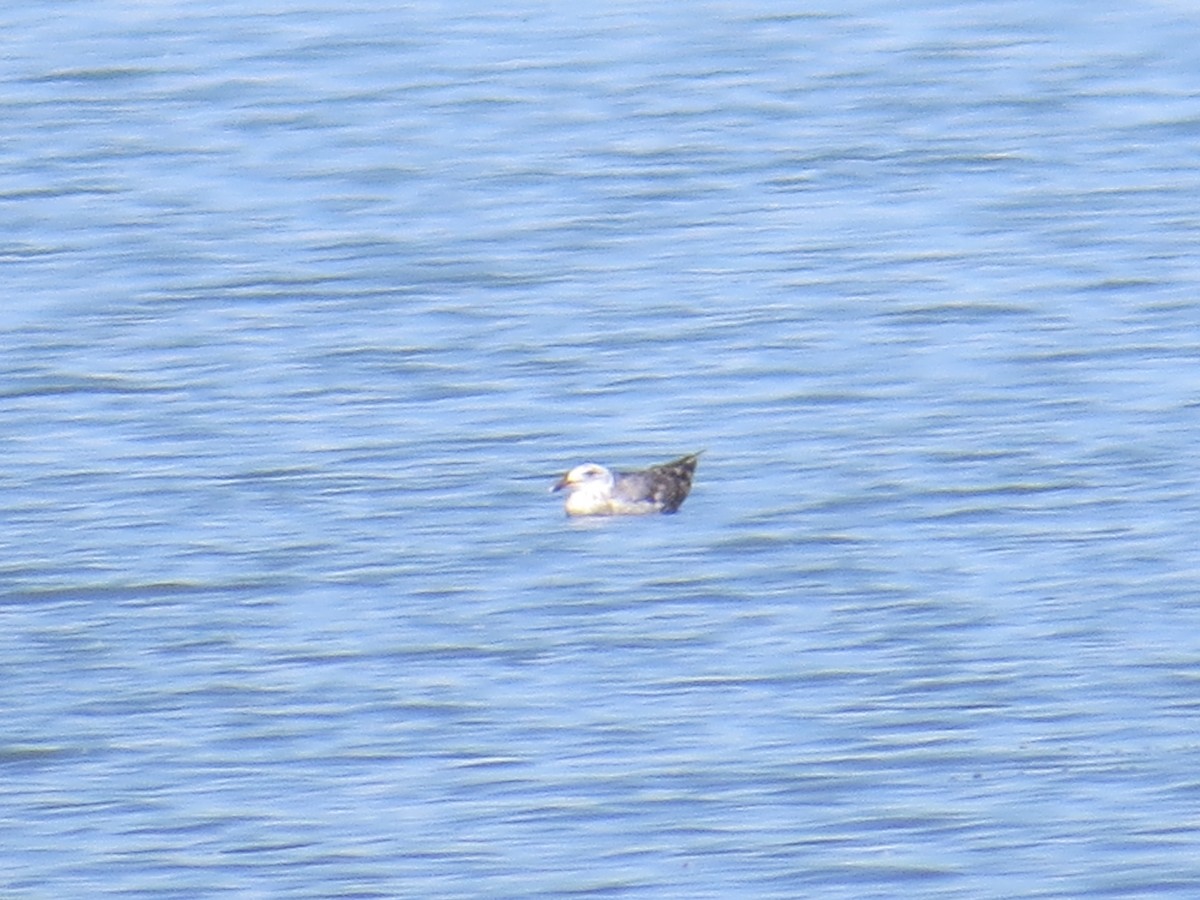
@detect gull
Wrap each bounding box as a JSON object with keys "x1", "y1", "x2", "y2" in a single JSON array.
[{"x1": 552, "y1": 452, "x2": 702, "y2": 516}]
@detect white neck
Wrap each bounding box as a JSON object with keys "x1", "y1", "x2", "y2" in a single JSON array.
[{"x1": 564, "y1": 479, "x2": 614, "y2": 516}]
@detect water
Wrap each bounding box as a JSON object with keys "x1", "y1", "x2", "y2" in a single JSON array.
[{"x1": 3, "y1": 1, "x2": 1200, "y2": 896}]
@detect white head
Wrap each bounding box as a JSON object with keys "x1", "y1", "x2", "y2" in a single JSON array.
[
  {"x1": 553, "y1": 463, "x2": 614, "y2": 493},
  {"x1": 552, "y1": 463, "x2": 616, "y2": 515}
]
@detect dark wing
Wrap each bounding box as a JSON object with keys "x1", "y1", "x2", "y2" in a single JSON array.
[{"x1": 614, "y1": 452, "x2": 701, "y2": 513}]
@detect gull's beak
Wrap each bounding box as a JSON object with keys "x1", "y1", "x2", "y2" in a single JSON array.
[{"x1": 551, "y1": 474, "x2": 570, "y2": 493}]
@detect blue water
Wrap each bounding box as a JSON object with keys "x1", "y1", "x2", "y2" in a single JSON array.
[{"x1": 4, "y1": 1, "x2": 1200, "y2": 896}]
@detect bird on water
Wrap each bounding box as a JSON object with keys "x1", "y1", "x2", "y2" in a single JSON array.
[{"x1": 552, "y1": 452, "x2": 702, "y2": 516}]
